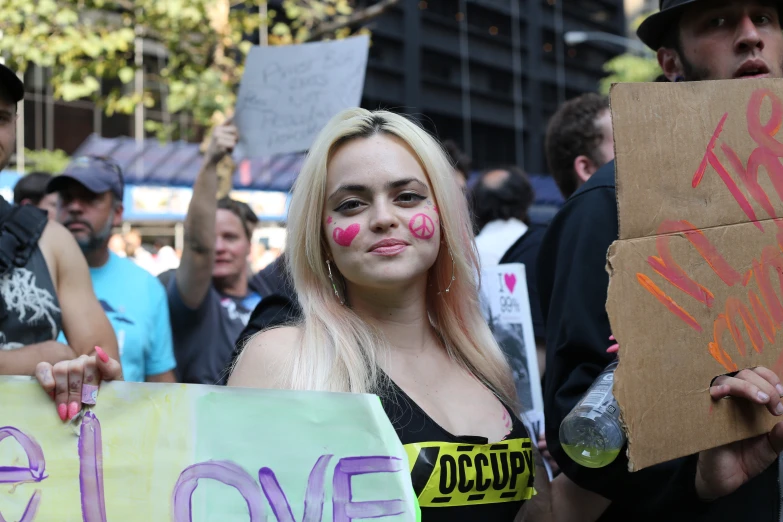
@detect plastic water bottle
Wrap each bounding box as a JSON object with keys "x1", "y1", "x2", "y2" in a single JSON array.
[{"x1": 559, "y1": 360, "x2": 626, "y2": 468}]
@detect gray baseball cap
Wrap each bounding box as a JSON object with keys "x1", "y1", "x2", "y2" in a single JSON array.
[{"x1": 47, "y1": 156, "x2": 124, "y2": 200}]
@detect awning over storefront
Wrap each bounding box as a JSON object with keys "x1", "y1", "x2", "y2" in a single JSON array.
[{"x1": 72, "y1": 134, "x2": 306, "y2": 192}]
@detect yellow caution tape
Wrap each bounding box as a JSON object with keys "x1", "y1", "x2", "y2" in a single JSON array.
[{"x1": 404, "y1": 438, "x2": 536, "y2": 507}]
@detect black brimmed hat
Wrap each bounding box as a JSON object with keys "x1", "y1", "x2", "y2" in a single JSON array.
[
  {"x1": 0, "y1": 63, "x2": 23, "y2": 103},
  {"x1": 638, "y1": 0, "x2": 783, "y2": 50}
]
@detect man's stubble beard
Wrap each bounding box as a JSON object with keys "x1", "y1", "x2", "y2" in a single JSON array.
[
  {"x1": 75, "y1": 216, "x2": 114, "y2": 254},
  {"x1": 680, "y1": 54, "x2": 714, "y2": 82}
]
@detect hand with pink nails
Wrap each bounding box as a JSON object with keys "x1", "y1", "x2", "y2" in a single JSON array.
[
  {"x1": 34, "y1": 346, "x2": 123, "y2": 422},
  {"x1": 607, "y1": 335, "x2": 619, "y2": 354}
]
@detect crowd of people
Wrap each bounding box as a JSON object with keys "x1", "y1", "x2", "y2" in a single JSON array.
[{"x1": 3, "y1": 0, "x2": 783, "y2": 520}]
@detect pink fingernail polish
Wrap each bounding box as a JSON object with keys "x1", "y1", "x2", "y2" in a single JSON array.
[
  {"x1": 57, "y1": 403, "x2": 67, "y2": 421},
  {"x1": 67, "y1": 401, "x2": 80, "y2": 420},
  {"x1": 95, "y1": 346, "x2": 109, "y2": 363}
]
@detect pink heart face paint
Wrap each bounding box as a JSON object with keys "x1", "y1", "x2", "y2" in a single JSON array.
[
  {"x1": 333, "y1": 223, "x2": 360, "y2": 247},
  {"x1": 409, "y1": 213, "x2": 435, "y2": 240},
  {"x1": 327, "y1": 216, "x2": 333, "y2": 224}
]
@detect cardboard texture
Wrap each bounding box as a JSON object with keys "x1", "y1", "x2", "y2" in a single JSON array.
[{"x1": 607, "y1": 79, "x2": 783, "y2": 471}]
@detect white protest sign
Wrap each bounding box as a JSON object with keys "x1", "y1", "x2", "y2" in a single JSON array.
[
  {"x1": 479, "y1": 264, "x2": 544, "y2": 433},
  {"x1": 234, "y1": 35, "x2": 370, "y2": 158}
]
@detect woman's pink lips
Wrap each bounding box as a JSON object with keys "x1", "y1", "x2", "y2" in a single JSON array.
[{"x1": 370, "y1": 245, "x2": 407, "y2": 256}]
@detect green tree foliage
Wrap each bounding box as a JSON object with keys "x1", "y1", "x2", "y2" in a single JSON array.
[
  {"x1": 600, "y1": 54, "x2": 661, "y2": 94},
  {"x1": 599, "y1": 11, "x2": 662, "y2": 94},
  {"x1": 22, "y1": 148, "x2": 71, "y2": 173},
  {"x1": 0, "y1": 0, "x2": 392, "y2": 138}
]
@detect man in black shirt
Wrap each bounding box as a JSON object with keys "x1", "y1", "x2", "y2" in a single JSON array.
[
  {"x1": 539, "y1": 1, "x2": 783, "y2": 520},
  {"x1": 0, "y1": 64, "x2": 119, "y2": 383}
]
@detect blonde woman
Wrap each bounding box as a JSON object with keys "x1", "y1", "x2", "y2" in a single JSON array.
[
  {"x1": 226, "y1": 107, "x2": 783, "y2": 521},
  {"x1": 229, "y1": 108, "x2": 547, "y2": 521},
  {"x1": 30, "y1": 107, "x2": 783, "y2": 522}
]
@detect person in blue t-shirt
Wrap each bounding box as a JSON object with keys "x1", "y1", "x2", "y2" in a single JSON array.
[{"x1": 47, "y1": 156, "x2": 176, "y2": 383}]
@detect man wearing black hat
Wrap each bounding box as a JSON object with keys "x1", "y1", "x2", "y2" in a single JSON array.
[
  {"x1": 47, "y1": 156, "x2": 176, "y2": 384},
  {"x1": 538, "y1": 2, "x2": 783, "y2": 521},
  {"x1": 0, "y1": 64, "x2": 119, "y2": 387}
]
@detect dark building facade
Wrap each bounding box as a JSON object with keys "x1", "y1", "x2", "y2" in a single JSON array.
[
  {"x1": 360, "y1": 0, "x2": 625, "y2": 173},
  {"x1": 16, "y1": 0, "x2": 625, "y2": 177}
]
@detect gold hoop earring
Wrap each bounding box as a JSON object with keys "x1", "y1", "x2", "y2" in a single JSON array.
[
  {"x1": 326, "y1": 260, "x2": 345, "y2": 305},
  {"x1": 437, "y1": 249, "x2": 456, "y2": 295}
]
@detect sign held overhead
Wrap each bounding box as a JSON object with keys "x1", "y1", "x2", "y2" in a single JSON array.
[
  {"x1": 234, "y1": 35, "x2": 370, "y2": 158},
  {"x1": 607, "y1": 79, "x2": 783, "y2": 471}
]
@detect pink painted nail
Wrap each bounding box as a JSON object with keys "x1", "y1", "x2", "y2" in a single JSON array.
[
  {"x1": 609, "y1": 335, "x2": 615, "y2": 341},
  {"x1": 67, "y1": 401, "x2": 80, "y2": 420},
  {"x1": 57, "y1": 403, "x2": 67, "y2": 422},
  {"x1": 95, "y1": 346, "x2": 109, "y2": 363},
  {"x1": 607, "y1": 344, "x2": 619, "y2": 354}
]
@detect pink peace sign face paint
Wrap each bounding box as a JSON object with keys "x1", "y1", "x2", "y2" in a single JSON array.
[
  {"x1": 333, "y1": 223, "x2": 360, "y2": 247},
  {"x1": 409, "y1": 213, "x2": 435, "y2": 240}
]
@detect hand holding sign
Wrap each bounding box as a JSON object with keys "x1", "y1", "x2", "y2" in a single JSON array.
[
  {"x1": 35, "y1": 346, "x2": 123, "y2": 422},
  {"x1": 205, "y1": 117, "x2": 239, "y2": 165},
  {"x1": 696, "y1": 366, "x2": 783, "y2": 501},
  {"x1": 608, "y1": 333, "x2": 783, "y2": 501}
]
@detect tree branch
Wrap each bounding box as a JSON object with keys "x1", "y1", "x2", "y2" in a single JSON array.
[{"x1": 305, "y1": 0, "x2": 400, "y2": 42}]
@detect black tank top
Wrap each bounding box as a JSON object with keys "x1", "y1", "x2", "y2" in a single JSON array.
[
  {"x1": 0, "y1": 247, "x2": 62, "y2": 350},
  {"x1": 381, "y1": 379, "x2": 535, "y2": 522}
]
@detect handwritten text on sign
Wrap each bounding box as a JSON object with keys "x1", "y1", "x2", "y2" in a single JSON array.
[
  {"x1": 234, "y1": 36, "x2": 370, "y2": 158},
  {"x1": 0, "y1": 379, "x2": 417, "y2": 521},
  {"x1": 606, "y1": 79, "x2": 783, "y2": 470},
  {"x1": 635, "y1": 88, "x2": 783, "y2": 373}
]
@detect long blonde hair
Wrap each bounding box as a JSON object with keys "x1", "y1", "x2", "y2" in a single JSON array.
[{"x1": 283, "y1": 108, "x2": 517, "y2": 407}]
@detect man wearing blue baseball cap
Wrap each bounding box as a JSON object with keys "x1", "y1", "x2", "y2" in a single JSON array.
[
  {"x1": 0, "y1": 65, "x2": 121, "y2": 417},
  {"x1": 538, "y1": 1, "x2": 783, "y2": 521},
  {"x1": 47, "y1": 156, "x2": 177, "y2": 384}
]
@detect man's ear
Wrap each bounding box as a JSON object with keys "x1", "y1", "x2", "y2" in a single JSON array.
[
  {"x1": 19, "y1": 198, "x2": 32, "y2": 206},
  {"x1": 112, "y1": 203, "x2": 124, "y2": 227},
  {"x1": 573, "y1": 155, "x2": 597, "y2": 183},
  {"x1": 658, "y1": 47, "x2": 684, "y2": 82}
]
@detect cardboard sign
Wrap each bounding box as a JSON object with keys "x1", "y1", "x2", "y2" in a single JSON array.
[
  {"x1": 479, "y1": 264, "x2": 544, "y2": 434},
  {"x1": 234, "y1": 36, "x2": 370, "y2": 158},
  {"x1": 0, "y1": 377, "x2": 419, "y2": 521},
  {"x1": 607, "y1": 79, "x2": 783, "y2": 471}
]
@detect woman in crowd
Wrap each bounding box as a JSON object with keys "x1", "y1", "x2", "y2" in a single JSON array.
[
  {"x1": 34, "y1": 107, "x2": 781, "y2": 522},
  {"x1": 228, "y1": 107, "x2": 548, "y2": 520}
]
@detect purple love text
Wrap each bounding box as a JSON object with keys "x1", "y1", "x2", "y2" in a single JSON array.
[
  {"x1": 332, "y1": 456, "x2": 406, "y2": 521},
  {"x1": 172, "y1": 460, "x2": 265, "y2": 522},
  {"x1": 258, "y1": 454, "x2": 333, "y2": 522},
  {"x1": 79, "y1": 412, "x2": 107, "y2": 522},
  {"x1": 0, "y1": 426, "x2": 46, "y2": 522}
]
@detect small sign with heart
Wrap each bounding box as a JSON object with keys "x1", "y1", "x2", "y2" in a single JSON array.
[{"x1": 478, "y1": 263, "x2": 543, "y2": 427}]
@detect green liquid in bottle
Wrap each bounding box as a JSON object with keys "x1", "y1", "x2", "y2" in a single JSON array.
[
  {"x1": 561, "y1": 444, "x2": 621, "y2": 469},
  {"x1": 559, "y1": 360, "x2": 626, "y2": 469}
]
